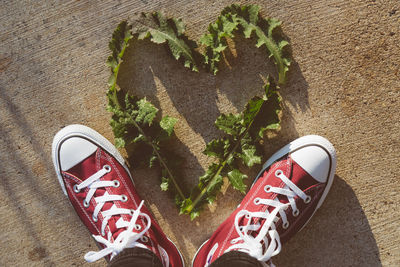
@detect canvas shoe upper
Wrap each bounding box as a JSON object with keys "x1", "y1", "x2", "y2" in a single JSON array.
[
  {"x1": 192, "y1": 135, "x2": 337, "y2": 267},
  {"x1": 52, "y1": 124, "x2": 184, "y2": 267}
]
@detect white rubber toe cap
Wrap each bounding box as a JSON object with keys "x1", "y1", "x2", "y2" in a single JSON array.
[
  {"x1": 59, "y1": 137, "x2": 98, "y2": 171},
  {"x1": 291, "y1": 145, "x2": 330, "y2": 183},
  {"x1": 52, "y1": 124, "x2": 132, "y2": 196}
]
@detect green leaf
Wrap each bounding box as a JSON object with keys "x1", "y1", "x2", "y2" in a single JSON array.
[
  {"x1": 190, "y1": 210, "x2": 200, "y2": 220},
  {"x1": 149, "y1": 153, "x2": 158, "y2": 168},
  {"x1": 206, "y1": 194, "x2": 217, "y2": 204},
  {"x1": 160, "y1": 115, "x2": 178, "y2": 136},
  {"x1": 137, "y1": 12, "x2": 198, "y2": 72},
  {"x1": 199, "y1": 34, "x2": 214, "y2": 47},
  {"x1": 201, "y1": 4, "x2": 290, "y2": 84},
  {"x1": 114, "y1": 137, "x2": 126, "y2": 148},
  {"x1": 226, "y1": 153, "x2": 235, "y2": 166},
  {"x1": 199, "y1": 163, "x2": 219, "y2": 187},
  {"x1": 267, "y1": 18, "x2": 282, "y2": 37},
  {"x1": 160, "y1": 177, "x2": 169, "y2": 191},
  {"x1": 251, "y1": 76, "x2": 282, "y2": 140},
  {"x1": 266, "y1": 123, "x2": 280, "y2": 129},
  {"x1": 227, "y1": 169, "x2": 247, "y2": 194},
  {"x1": 107, "y1": 21, "x2": 133, "y2": 107},
  {"x1": 133, "y1": 134, "x2": 146, "y2": 143},
  {"x1": 258, "y1": 122, "x2": 280, "y2": 138},
  {"x1": 175, "y1": 194, "x2": 182, "y2": 206},
  {"x1": 172, "y1": 18, "x2": 185, "y2": 36},
  {"x1": 239, "y1": 146, "x2": 261, "y2": 167},
  {"x1": 107, "y1": 21, "x2": 133, "y2": 71},
  {"x1": 243, "y1": 97, "x2": 264, "y2": 126},
  {"x1": 200, "y1": 10, "x2": 239, "y2": 74},
  {"x1": 206, "y1": 173, "x2": 223, "y2": 196},
  {"x1": 203, "y1": 138, "x2": 230, "y2": 159},
  {"x1": 179, "y1": 198, "x2": 193, "y2": 215},
  {"x1": 247, "y1": 5, "x2": 260, "y2": 25},
  {"x1": 135, "y1": 98, "x2": 158, "y2": 125},
  {"x1": 215, "y1": 113, "x2": 243, "y2": 136}
]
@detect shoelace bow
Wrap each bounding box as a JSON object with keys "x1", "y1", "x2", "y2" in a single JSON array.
[
  {"x1": 72, "y1": 165, "x2": 151, "y2": 262},
  {"x1": 224, "y1": 169, "x2": 311, "y2": 263}
]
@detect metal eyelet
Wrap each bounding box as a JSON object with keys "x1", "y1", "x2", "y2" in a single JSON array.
[
  {"x1": 73, "y1": 184, "x2": 80, "y2": 193},
  {"x1": 140, "y1": 236, "x2": 149, "y2": 243},
  {"x1": 282, "y1": 221, "x2": 289, "y2": 229},
  {"x1": 292, "y1": 209, "x2": 300, "y2": 217},
  {"x1": 230, "y1": 239, "x2": 238, "y2": 244},
  {"x1": 103, "y1": 165, "x2": 112, "y2": 172},
  {"x1": 135, "y1": 224, "x2": 142, "y2": 231},
  {"x1": 113, "y1": 180, "x2": 120, "y2": 188},
  {"x1": 304, "y1": 195, "x2": 312, "y2": 204},
  {"x1": 275, "y1": 169, "x2": 283, "y2": 177},
  {"x1": 264, "y1": 185, "x2": 271, "y2": 193},
  {"x1": 129, "y1": 209, "x2": 135, "y2": 216},
  {"x1": 83, "y1": 200, "x2": 90, "y2": 208},
  {"x1": 121, "y1": 195, "x2": 128, "y2": 202},
  {"x1": 245, "y1": 214, "x2": 250, "y2": 219},
  {"x1": 254, "y1": 198, "x2": 261, "y2": 205},
  {"x1": 92, "y1": 215, "x2": 98, "y2": 222}
]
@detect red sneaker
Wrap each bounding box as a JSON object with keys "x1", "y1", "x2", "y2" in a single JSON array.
[
  {"x1": 52, "y1": 124, "x2": 184, "y2": 266},
  {"x1": 192, "y1": 135, "x2": 337, "y2": 267}
]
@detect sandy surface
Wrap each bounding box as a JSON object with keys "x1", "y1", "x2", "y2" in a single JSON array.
[{"x1": 1, "y1": 0, "x2": 399, "y2": 266}]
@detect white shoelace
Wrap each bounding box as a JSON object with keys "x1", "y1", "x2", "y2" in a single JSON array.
[
  {"x1": 224, "y1": 169, "x2": 311, "y2": 263},
  {"x1": 72, "y1": 165, "x2": 151, "y2": 262}
]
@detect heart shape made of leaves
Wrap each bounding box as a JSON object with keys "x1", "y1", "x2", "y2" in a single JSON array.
[{"x1": 106, "y1": 4, "x2": 290, "y2": 219}]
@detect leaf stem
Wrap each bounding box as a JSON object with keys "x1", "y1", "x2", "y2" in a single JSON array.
[
  {"x1": 108, "y1": 23, "x2": 132, "y2": 109},
  {"x1": 109, "y1": 64, "x2": 121, "y2": 109},
  {"x1": 108, "y1": 21, "x2": 186, "y2": 202},
  {"x1": 130, "y1": 118, "x2": 186, "y2": 200},
  {"x1": 188, "y1": 100, "x2": 263, "y2": 212}
]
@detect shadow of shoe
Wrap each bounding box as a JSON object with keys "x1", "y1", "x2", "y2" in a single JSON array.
[{"x1": 274, "y1": 175, "x2": 382, "y2": 267}]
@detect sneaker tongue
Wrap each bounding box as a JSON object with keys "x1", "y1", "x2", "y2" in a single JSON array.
[
  {"x1": 96, "y1": 195, "x2": 131, "y2": 241},
  {"x1": 96, "y1": 205, "x2": 144, "y2": 246},
  {"x1": 105, "y1": 206, "x2": 147, "y2": 246},
  {"x1": 108, "y1": 217, "x2": 125, "y2": 240},
  {"x1": 108, "y1": 215, "x2": 153, "y2": 252}
]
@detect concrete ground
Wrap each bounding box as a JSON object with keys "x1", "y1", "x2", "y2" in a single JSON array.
[{"x1": 1, "y1": 0, "x2": 399, "y2": 266}]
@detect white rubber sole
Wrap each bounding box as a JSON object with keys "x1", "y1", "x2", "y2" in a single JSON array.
[
  {"x1": 52, "y1": 124, "x2": 185, "y2": 266},
  {"x1": 192, "y1": 135, "x2": 337, "y2": 266}
]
